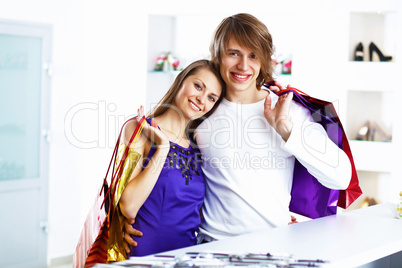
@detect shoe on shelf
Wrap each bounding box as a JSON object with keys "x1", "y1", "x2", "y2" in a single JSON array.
[
  {"x1": 355, "y1": 120, "x2": 392, "y2": 142},
  {"x1": 369, "y1": 42, "x2": 393, "y2": 62},
  {"x1": 354, "y1": 42, "x2": 364, "y2": 61},
  {"x1": 356, "y1": 121, "x2": 371, "y2": 140},
  {"x1": 360, "y1": 197, "x2": 378, "y2": 208}
]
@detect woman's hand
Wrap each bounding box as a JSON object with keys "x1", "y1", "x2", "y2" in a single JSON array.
[{"x1": 137, "y1": 106, "x2": 170, "y2": 150}]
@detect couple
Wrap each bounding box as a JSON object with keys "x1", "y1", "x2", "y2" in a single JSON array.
[{"x1": 117, "y1": 13, "x2": 352, "y2": 259}]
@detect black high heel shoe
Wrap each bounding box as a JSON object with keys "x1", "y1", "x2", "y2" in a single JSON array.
[
  {"x1": 369, "y1": 42, "x2": 392, "y2": 62},
  {"x1": 354, "y1": 42, "x2": 364, "y2": 61}
]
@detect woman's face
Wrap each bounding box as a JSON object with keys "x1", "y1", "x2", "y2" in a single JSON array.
[{"x1": 174, "y1": 68, "x2": 222, "y2": 120}]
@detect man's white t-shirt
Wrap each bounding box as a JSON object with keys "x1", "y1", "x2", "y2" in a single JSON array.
[{"x1": 194, "y1": 90, "x2": 352, "y2": 241}]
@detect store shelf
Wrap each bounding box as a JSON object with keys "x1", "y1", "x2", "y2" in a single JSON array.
[
  {"x1": 349, "y1": 11, "x2": 397, "y2": 62},
  {"x1": 148, "y1": 70, "x2": 181, "y2": 74},
  {"x1": 349, "y1": 140, "x2": 393, "y2": 172},
  {"x1": 146, "y1": 5, "x2": 402, "y2": 207},
  {"x1": 346, "y1": 90, "x2": 394, "y2": 143},
  {"x1": 346, "y1": 62, "x2": 397, "y2": 90},
  {"x1": 345, "y1": 3, "x2": 401, "y2": 206}
]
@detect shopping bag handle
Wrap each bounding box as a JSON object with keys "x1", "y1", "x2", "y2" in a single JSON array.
[
  {"x1": 265, "y1": 82, "x2": 310, "y2": 97},
  {"x1": 277, "y1": 87, "x2": 310, "y2": 97},
  {"x1": 109, "y1": 116, "x2": 145, "y2": 206},
  {"x1": 266, "y1": 83, "x2": 338, "y2": 126},
  {"x1": 100, "y1": 115, "x2": 145, "y2": 209}
]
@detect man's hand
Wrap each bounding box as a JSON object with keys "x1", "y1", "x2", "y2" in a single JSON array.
[
  {"x1": 264, "y1": 91, "x2": 294, "y2": 141},
  {"x1": 288, "y1": 215, "x2": 298, "y2": 225},
  {"x1": 268, "y1": 81, "x2": 286, "y2": 93},
  {"x1": 123, "y1": 218, "x2": 143, "y2": 254}
]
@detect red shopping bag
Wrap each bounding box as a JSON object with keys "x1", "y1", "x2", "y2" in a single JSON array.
[{"x1": 73, "y1": 116, "x2": 145, "y2": 267}]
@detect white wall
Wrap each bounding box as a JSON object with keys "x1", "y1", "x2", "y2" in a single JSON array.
[
  {"x1": 146, "y1": 0, "x2": 354, "y2": 102},
  {"x1": 1, "y1": 0, "x2": 401, "y2": 264},
  {"x1": 0, "y1": 0, "x2": 147, "y2": 262}
]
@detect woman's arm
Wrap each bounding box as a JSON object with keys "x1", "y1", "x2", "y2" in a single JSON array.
[{"x1": 119, "y1": 116, "x2": 170, "y2": 219}]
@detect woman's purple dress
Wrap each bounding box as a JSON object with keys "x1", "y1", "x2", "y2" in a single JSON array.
[{"x1": 129, "y1": 119, "x2": 204, "y2": 256}]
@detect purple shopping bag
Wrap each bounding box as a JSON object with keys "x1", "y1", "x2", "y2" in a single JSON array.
[{"x1": 273, "y1": 87, "x2": 362, "y2": 219}]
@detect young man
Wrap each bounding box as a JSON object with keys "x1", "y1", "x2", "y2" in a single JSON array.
[
  {"x1": 193, "y1": 13, "x2": 351, "y2": 242},
  {"x1": 123, "y1": 13, "x2": 352, "y2": 249}
]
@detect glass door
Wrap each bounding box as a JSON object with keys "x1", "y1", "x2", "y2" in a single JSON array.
[{"x1": 0, "y1": 21, "x2": 51, "y2": 268}]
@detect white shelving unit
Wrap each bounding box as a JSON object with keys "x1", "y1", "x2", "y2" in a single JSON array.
[
  {"x1": 146, "y1": 1, "x2": 402, "y2": 211},
  {"x1": 146, "y1": 15, "x2": 178, "y2": 111},
  {"x1": 348, "y1": 11, "x2": 397, "y2": 62},
  {"x1": 343, "y1": 2, "x2": 402, "y2": 210},
  {"x1": 145, "y1": 14, "x2": 220, "y2": 111}
]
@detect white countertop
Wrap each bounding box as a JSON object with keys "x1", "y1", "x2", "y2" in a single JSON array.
[
  {"x1": 162, "y1": 203, "x2": 402, "y2": 267},
  {"x1": 97, "y1": 203, "x2": 402, "y2": 268}
]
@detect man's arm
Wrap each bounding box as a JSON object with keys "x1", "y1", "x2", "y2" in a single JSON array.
[
  {"x1": 263, "y1": 86, "x2": 352, "y2": 190},
  {"x1": 282, "y1": 102, "x2": 352, "y2": 190},
  {"x1": 122, "y1": 217, "x2": 143, "y2": 254}
]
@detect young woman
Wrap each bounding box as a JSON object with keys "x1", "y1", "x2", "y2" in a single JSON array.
[{"x1": 118, "y1": 59, "x2": 225, "y2": 257}]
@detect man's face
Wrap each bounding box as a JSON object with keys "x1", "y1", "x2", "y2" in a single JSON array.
[{"x1": 219, "y1": 36, "x2": 261, "y2": 94}]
